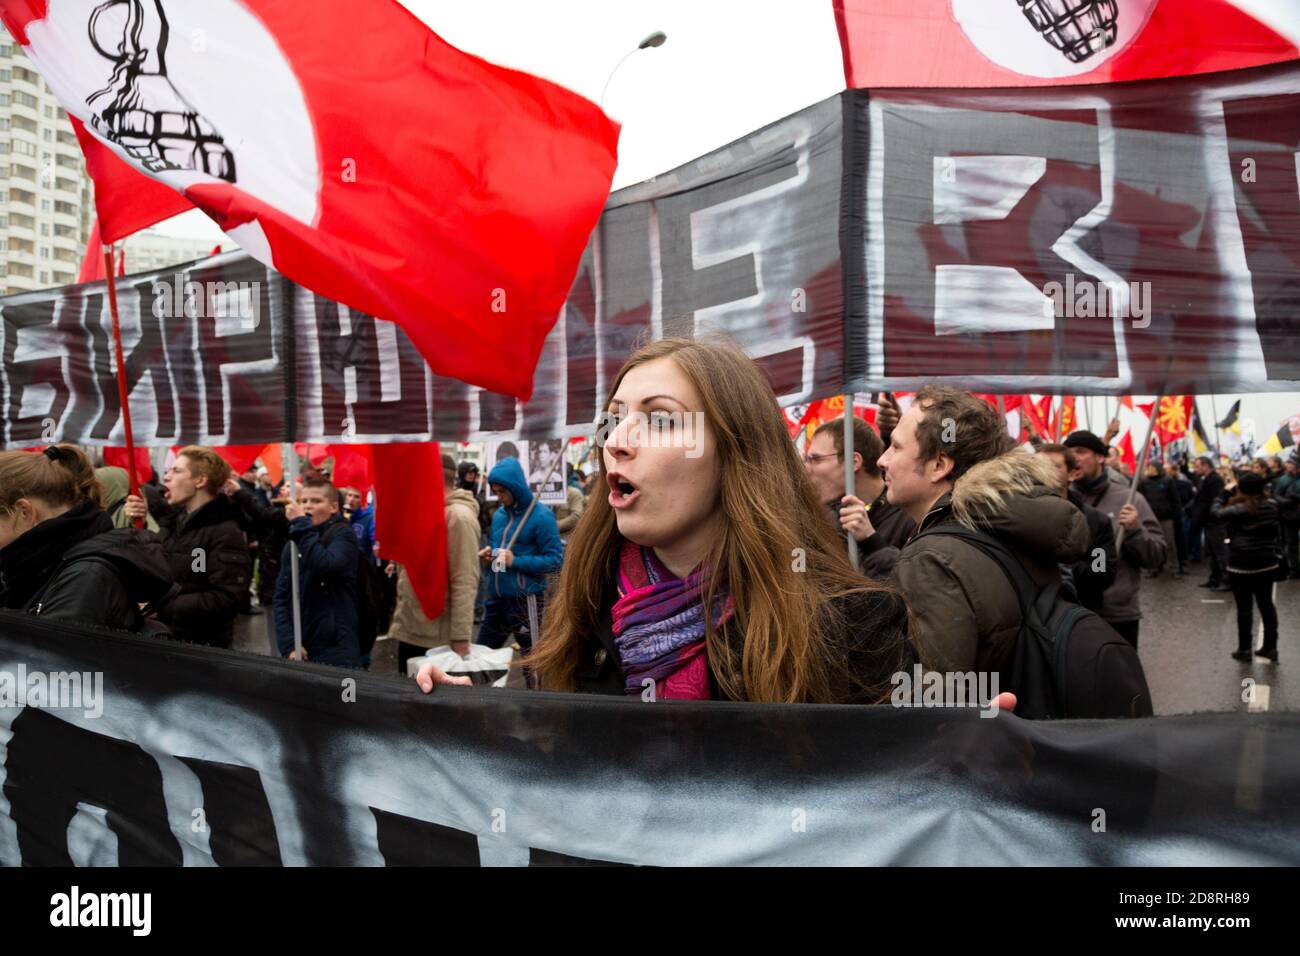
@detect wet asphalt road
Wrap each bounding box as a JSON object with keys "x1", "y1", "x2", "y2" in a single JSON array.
[{"x1": 233, "y1": 566, "x2": 1300, "y2": 715}]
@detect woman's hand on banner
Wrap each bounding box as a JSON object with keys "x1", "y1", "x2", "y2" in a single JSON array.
[
  {"x1": 124, "y1": 495, "x2": 148, "y2": 521},
  {"x1": 416, "y1": 661, "x2": 473, "y2": 692}
]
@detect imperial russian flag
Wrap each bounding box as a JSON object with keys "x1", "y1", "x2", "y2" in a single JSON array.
[
  {"x1": 832, "y1": 0, "x2": 1300, "y2": 87},
  {"x1": 1, "y1": 0, "x2": 620, "y2": 400}
]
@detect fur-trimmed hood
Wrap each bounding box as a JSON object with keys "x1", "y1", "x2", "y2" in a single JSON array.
[{"x1": 951, "y1": 451, "x2": 1087, "y2": 563}]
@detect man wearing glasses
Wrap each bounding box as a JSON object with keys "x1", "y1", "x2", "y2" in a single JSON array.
[{"x1": 804, "y1": 415, "x2": 915, "y2": 578}]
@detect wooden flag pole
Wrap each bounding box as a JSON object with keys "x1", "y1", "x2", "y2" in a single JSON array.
[{"x1": 104, "y1": 242, "x2": 143, "y2": 529}]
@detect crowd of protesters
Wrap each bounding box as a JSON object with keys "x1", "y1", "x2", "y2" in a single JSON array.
[{"x1": 0, "y1": 340, "x2": 1293, "y2": 714}]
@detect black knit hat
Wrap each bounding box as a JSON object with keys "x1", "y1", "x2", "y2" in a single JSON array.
[{"x1": 1063, "y1": 430, "x2": 1109, "y2": 456}]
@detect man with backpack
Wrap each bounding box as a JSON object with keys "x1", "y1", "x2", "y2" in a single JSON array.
[
  {"x1": 866, "y1": 387, "x2": 1089, "y2": 687},
  {"x1": 273, "y1": 478, "x2": 366, "y2": 668}
]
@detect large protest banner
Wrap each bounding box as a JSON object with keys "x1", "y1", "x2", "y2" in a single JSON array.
[
  {"x1": 0, "y1": 96, "x2": 845, "y2": 449},
  {"x1": 1, "y1": 615, "x2": 1298, "y2": 866},
  {"x1": 7, "y1": 65, "x2": 1300, "y2": 450},
  {"x1": 857, "y1": 61, "x2": 1300, "y2": 395}
]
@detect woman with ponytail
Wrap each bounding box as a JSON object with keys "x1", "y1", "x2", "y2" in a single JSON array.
[{"x1": 0, "y1": 445, "x2": 173, "y2": 631}]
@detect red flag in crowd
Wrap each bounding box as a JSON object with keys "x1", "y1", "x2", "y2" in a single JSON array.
[
  {"x1": 1154, "y1": 396, "x2": 1194, "y2": 446},
  {"x1": 1051, "y1": 396, "x2": 1077, "y2": 439},
  {"x1": 103, "y1": 446, "x2": 153, "y2": 485},
  {"x1": 76, "y1": 220, "x2": 106, "y2": 285},
  {"x1": 3, "y1": 0, "x2": 620, "y2": 400},
  {"x1": 328, "y1": 445, "x2": 373, "y2": 495},
  {"x1": 1119, "y1": 429, "x2": 1137, "y2": 473},
  {"x1": 832, "y1": 0, "x2": 1300, "y2": 89},
  {"x1": 1021, "y1": 395, "x2": 1053, "y2": 437},
  {"x1": 370, "y1": 444, "x2": 447, "y2": 620}
]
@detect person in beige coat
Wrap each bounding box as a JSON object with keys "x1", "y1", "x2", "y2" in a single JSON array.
[{"x1": 388, "y1": 454, "x2": 481, "y2": 675}]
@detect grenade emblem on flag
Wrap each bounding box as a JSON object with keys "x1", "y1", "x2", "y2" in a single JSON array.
[
  {"x1": 85, "y1": 0, "x2": 237, "y2": 181},
  {"x1": 1017, "y1": 0, "x2": 1119, "y2": 63}
]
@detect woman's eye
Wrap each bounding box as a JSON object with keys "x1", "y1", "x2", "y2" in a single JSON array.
[{"x1": 648, "y1": 410, "x2": 675, "y2": 428}]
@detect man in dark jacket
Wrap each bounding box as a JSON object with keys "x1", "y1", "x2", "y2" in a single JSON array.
[
  {"x1": 153, "y1": 446, "x2": 251, "y2": 648},
  {"x1": 1138, "y1": 462, "x2": 1183, "y2": 577},
  {"x1": 806, "y1": 415, "x2": 915, "y2": 579},
  {"x1": 274, "y1": 478, "x2": 362, "y2": 668},
  {"x1": 869, "y1": 387, "x2": 1088, "y2": 686},
  {"x1": 1189, "y1": 456, "x2": 1229, "y2": 589}
]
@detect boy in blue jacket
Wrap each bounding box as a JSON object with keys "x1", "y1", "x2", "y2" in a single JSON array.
[
  {"x1": 478, "y1": 456, "x2": 564, "y2": 653},
  {"x1": 274, "y1": 479, "x2": 362, "y2": 668}
]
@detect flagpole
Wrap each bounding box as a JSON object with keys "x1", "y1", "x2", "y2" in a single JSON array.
[
  {"x1": 284, "y1": 443, "x2": 305, "y2": 660},
  {"x1": 1210, "y1": 394, "x2": 1222, "y2": 463},
  {"x1": 104, "y1": 242, "x2": 143, "y2": 529},
  {"x1": 843, "y1": 396, "x2": 859, "y2": 571},
  {"x1": 1116, "y1": 389, "x2": 1164, "y2": 553}
]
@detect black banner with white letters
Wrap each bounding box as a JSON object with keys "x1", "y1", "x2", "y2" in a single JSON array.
[
  {"x1": 1, "y1": 614, "x2": 1297, "y2": 866},
  {"x1": 7, "y1": 64, "x2": 1300, "y2": 452}
]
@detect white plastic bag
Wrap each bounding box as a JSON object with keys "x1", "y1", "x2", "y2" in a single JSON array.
[{"x1": 406, "y1": 644, "x2": 514, "y2": 687}]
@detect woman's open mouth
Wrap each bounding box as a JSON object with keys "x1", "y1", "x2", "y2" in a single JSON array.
[{"x1": 607, "y1": 471, "x2": 640, "y2": 509}]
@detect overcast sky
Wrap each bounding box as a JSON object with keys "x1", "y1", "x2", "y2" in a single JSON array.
[{"x1": 149, "y1": 1, "x2": 1298, "y2": 433}]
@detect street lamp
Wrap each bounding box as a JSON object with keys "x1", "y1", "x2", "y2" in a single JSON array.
[{"x1": 600, "y1": 31, "x2": 668, "y2": 109}]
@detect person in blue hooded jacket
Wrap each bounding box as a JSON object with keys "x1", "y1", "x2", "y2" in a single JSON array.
[{"x1": 478, "y1": 455, "x2": 564, "y2": 654}]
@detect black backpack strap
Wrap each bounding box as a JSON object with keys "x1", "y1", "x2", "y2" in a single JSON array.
[{"x1": 915, "y1": 522, "x2": 1040, "y2": 615}]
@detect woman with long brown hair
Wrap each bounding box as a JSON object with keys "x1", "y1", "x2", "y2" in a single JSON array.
[
  {"x1": 420, "y1": 338, "x2": 915, "y2": 704},
  {"x1": 0, "y1": 445, "x2": 173, "y2": 631}
]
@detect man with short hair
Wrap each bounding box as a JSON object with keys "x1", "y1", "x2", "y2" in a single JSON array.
[
  {"x1": 805, "y1": 415, "x2": 915, "y2": 576},
  {"x1": 872, "y1": 387, "x2": 1088, "y2": 682},
  {"x1": 153, "y1": 446, "x2": 251, "y2": 647},
  {"x1": 1063, "y1": 430, "x2": 1167, "y2": 647},
  {"x1": 274, "y1": 478, "x2": 362, "y2": 668}
]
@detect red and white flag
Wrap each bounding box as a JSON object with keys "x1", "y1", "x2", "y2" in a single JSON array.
[
  {"x1": 2, "y1": 0, "x2": 619, "y2": 400},
  {"x1": 833, "y1": 0, "x2": 1300, "y2": 88}
]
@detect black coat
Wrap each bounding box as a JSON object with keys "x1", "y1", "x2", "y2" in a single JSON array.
[
  {"x1": 1065, "y1": 490, "x2": 1118, "y2": 614},
  {"x1": 154, "y1": 495, "x2": 251, "y2": 647},
  {"x1": 0, "y1": 501, "x2": 175, "y2": 632},
  {"x1": 1138, "y1": 475, "x2": 1180, "y2": 521},
  {"x1": 1212, "y1": 494, "x2": 1281, "y2": 573},
  {"x1": 273, "y1": 514, "x2": 361, "y2": 667},
  {"x1": 573, "y1": 584, "x2": 915, "y2": 704},
  {"x1": 1191, "y1": 472, "x2": 1224, "y2": 523}
]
